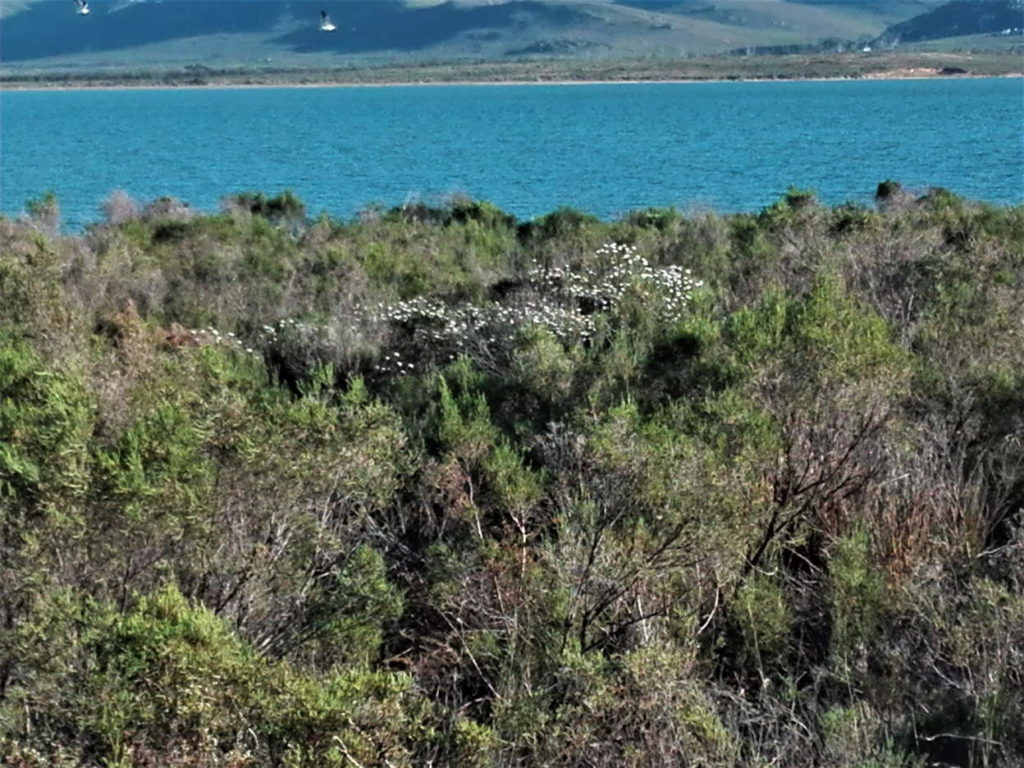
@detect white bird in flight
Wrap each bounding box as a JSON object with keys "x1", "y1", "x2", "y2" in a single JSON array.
[
  {"x1": 319, "y1": 10, "x2": 336, "y2": 32},
  {"x1": 74, "y1": 0, "x2": 90, "y2": 14}
]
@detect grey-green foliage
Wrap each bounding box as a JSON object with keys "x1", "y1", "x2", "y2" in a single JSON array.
[{"x1": 0, "y1": 188, "x2": 1021, "y2": 767}]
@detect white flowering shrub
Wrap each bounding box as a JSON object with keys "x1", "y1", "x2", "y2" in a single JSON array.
[
  {"x1": 186, "y1": 243, "x2": 702, "y2": 381},
  {"x1": 185, "y1": 315, "x2": 380, "y2": 390},
  {"x1": 522, "y1": 242, "x2": 702, "y2": 327},
  {"x1": 366, "y1": 243, "x2": 702, "y2": 373}
]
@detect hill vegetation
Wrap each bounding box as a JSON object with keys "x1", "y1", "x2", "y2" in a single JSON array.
[
  {"x1": 876, "y1": 0, "x2": 1023, "y2": 44},
  {"x1": 2, "y1": 49, "x2": 1019, "y2": 90},
  {"x1": 1, "y1": 185, "x2": 1022, "y2": 766},
  {"x1": 0, "y1": 0, "x2": 952, "y2": 70}
]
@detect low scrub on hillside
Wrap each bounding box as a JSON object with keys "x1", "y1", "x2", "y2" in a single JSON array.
[{"x1": 1, "y1": 186, "x2": 1022, "y2": 767}]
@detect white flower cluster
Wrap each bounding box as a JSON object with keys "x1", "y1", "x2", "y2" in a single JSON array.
[
  {"x1": 191, "y1": 326, "x2": 257, "y2": 355},
  {"x1": 361, "y1": 242, "x2": 701, "y2": 375},
  {"x1": 523, "y1": 242, "x2": 702, "y2": 326},
  {"x1": 368, "y1": 295, "x2": 592, "y2": 348},
  {"x1": 187, "y1": 244, "x2": 702, "y2": 379},
  {"x1": 254, "y1": 317, "x2": 318, "y2": 343},
  {"x1": 376, "y1": 349, "x2": 415, "y2": 375},
  {"x1": 190, "y1": 318, "x2": 343, "y2": 359}
]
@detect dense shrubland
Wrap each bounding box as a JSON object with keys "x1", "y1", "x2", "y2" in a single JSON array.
[{"x1": 1, "y1": 186, "x2": 1022, "y2": 767}]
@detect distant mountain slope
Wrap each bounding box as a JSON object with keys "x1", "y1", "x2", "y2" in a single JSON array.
[
  {"x1": 0, "y1": 0, "x2": 756, "y2": 64},
  {"x1": 618, "y1": 0, "x2": 892, "y2": 39},
  {"x1": 0, "y1": 0, "x2": 989, "y2": 68},
  {"x1": 877, "y1": 0, "x2": 1023, "y2": 43},
  {"x1": 0, "y1": 1, "x2": 295, "y2": 61},
  {"x1": 275, "y1": 1, "x2": 621, "y2": 55}
]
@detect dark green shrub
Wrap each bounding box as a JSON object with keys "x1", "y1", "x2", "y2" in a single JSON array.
[
  {"x1": 226, "y1": 189, "x2": 307, "y2": 226},
  {"x1": 875, "y1": 179, "x2": 903, "y2": 202}
]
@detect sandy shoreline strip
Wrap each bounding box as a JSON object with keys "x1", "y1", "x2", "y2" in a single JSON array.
[{"x1": 2, "y1": 69, "x2": 1021, "y2": 93}]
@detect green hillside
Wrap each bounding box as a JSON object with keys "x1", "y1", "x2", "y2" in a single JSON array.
[
  {"x1": 875, "y1": 0, "x2": 1023, "y2": 44},
  {"x1": 0, "y1": 0, "x2": 962, "y2": 71}
]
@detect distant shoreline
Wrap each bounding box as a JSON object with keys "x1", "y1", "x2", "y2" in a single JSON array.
[
  {"x1": 2, "y1": 52, "x2": 1021, "y2": 92},
  {"x1": 3, "y1": 71, "x2": 1021, "y2": 93}
]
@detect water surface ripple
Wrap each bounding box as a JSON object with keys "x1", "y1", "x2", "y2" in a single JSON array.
[{"x1": 1, "y1": 78, "x2": 1021, "y2": 228}]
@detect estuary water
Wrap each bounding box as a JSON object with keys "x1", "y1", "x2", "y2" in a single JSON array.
[{"x1": 1, "y1": 77, "x2": 1021, "y2": 229}]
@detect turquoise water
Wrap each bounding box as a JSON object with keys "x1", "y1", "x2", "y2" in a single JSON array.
[{"x1": 1, "y1": 78, "x2": 1021, "y2": 228}]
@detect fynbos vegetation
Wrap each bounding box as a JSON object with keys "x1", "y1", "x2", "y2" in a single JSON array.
[{"x1": 1, "y1": 187, "x2": 1022, "y2": 767}]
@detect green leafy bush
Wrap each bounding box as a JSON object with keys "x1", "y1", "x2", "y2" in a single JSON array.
[{"x1": 1, "y1": 189, "x2": 1021, "y2": 767}]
